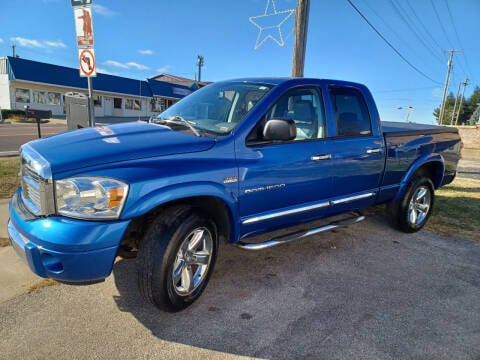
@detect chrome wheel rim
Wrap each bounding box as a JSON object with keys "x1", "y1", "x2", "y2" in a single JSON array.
[
  {"x1": 408, "y1": 186, "x2": 431, "y2": 226},
  {"x1": 172, "y1": 227, "x2": 213, "y2": 296}
]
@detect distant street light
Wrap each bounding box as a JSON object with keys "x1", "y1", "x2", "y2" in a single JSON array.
[{"x1": 397, "y1": 106, "x2": 414, "y2": 122}]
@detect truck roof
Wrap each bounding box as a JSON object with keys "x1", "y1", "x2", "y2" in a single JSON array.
[{"x1": 222, "y1": 77, "x2": 367, "y2": 88}]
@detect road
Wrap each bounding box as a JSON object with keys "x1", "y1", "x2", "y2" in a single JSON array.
[
  {"x1": 1, "y1": 216, "x2": 479, "y2": 359},
  {"x1": 0, "y1": 122, "x2": 67, "y2": 152}
]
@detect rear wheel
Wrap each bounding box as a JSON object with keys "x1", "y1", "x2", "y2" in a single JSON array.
[
  {"x1": 389, "y1": 176, "x2": 434, "y2": 233},
  {"x1": 137, "y1": 206, "x2": 218, "y2": 312}
]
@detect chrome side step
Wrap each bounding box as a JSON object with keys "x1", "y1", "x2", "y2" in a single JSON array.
[{"x1": 234, "y1": 213, "x2": 365, "y2": 251}]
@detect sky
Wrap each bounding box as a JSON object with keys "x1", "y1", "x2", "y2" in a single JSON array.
[{"x1": 1, "y1": 0, "x2": 479, "y2": 124}]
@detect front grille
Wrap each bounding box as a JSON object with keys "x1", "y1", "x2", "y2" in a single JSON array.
[
  {"x1": 21, "y1": 164, "x2": 43, "y2": 214},
  {"x1": 20, "y1": 147, "x2": 55, "y2": 216}
]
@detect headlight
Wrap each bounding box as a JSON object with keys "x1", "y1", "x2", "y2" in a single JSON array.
[{"x1": 55, "y1": 177, "x2": 129, "y2": 219}]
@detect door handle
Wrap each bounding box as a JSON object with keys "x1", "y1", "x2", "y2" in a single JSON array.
[
  {"x1": 366, "y1": 148, "x2": 382, "y2": 154},
  {"x1": 311, "y1": 154, "x2": 332, "y2": 161}
]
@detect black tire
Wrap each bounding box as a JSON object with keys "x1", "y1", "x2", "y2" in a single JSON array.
[
  {"x1": 137, "y1": 206, "x2": 218, "y2": 312},
  {"x1": 388, "y1": 176, "x2": 435, "y2": 233}
]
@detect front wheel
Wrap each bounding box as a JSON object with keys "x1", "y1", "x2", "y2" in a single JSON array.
[
  {"x1": 137, "y1": 206, "x2": 218, "y2": 312},
  {"x1": 388, "y1": 176, "x2": 435, "y2": 233}
]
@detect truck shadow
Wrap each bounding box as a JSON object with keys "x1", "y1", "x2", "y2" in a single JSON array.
[{"x1": 111, "y1": 225, "x2": 352, "y2": 358}]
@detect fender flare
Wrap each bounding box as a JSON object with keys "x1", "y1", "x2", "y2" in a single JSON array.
[
  {"x1": 121, "y1": 181, "x2": 240, "y2": 243},
  {"x1": 393, "y1": 153, "x2": 445, "y2": 202}
]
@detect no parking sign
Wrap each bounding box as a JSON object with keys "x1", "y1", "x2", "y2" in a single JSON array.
[{"x1": 79, "y1": 48, "x2": 96, "y2": 77}]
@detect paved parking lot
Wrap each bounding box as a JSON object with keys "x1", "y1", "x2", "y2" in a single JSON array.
[{"x1": 1, "y1": 215, "x2": 479, "y2": 359}]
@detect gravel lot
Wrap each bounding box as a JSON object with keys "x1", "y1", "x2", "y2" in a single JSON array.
[{"x1": 1, "y1": 215, "x2": 479, "y2": 359}]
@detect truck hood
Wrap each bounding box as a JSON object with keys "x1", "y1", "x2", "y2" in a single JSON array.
[{"x1": 26, "y1": 122, "x2": 216, "y2": 174}]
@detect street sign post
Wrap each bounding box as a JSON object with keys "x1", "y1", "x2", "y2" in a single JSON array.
[
  {"x1": 71, "y1": 0, "x2": 95, "y2": 127},
  {"x1": 79, "y1": 48, "x2": 96, "y2": 77}
]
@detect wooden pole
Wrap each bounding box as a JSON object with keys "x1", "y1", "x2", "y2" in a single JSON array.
[{"x1": 291, "y1": 0, "x2": 310, "y2": 78}]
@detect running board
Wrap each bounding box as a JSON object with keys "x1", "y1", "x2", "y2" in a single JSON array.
[{"x1": 234, "y1": 213, "x2": 365, "y2": 251}]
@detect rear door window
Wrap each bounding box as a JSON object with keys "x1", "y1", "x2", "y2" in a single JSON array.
[{"x1": 329, "y1": 86, "x2": 372, "y2": 137}]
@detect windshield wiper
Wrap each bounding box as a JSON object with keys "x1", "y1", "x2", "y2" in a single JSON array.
[{"x1": 158, "y1": 115, "x2": 200, "y2": 137}]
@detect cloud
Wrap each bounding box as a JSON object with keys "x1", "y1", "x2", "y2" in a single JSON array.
[
  {"x1": 96, "y1": 67, "x2": 114, "y2": 75},
  {"x1": 10, "y1": 37, "x2": 67, "y2": 49},
  {"x1": 126, "y1": 62, "x2": 150, "y2": 70},
  {"x1": 92, "y1": 4, "x2": 116, "y2": 16},
  {"x1": 0, "y1": 38, "x2": 3, "y2": 43},
  {"x1": 104, "y1": 60, "x2": 150, "y2": 71},
  {"x1": 44, "y1": 40, "x2": 67, "y2": 48},
  {"x1": 104, "y1": 60, "x2": 129, "y2": 69},
  {"x1": 156, "y1": 65, "x2": 171, "y2": 74},
  {"x1": 138, "y1": 49, "x2": 154, "y2": 55},
  {"x1": 11, "y1": 37, "x2": 43, "y2": 48}
]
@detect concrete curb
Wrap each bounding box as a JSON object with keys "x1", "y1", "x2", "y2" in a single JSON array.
[
  {"x1": 0, "y1": 151, "x2": 19, "y2": 157},
  {"x1": 0, "y1": 246, "x2": 40, "y2": 304},
  {"x1": 1, "y1": 198, "x2": 10, "y2": 239}
]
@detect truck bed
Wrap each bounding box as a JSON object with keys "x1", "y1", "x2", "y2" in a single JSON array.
[{"x1": 381, "y1": 121, "x2": 459, "y2": 137}]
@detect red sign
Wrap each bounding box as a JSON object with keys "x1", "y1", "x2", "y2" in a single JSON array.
[{"x1": 79, "y1": 48, "x2": 96, "y2": 77}]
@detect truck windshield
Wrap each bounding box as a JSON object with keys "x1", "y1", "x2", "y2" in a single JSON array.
[{"x1": 156, "y1": 81, "x2": 273, "y2": 136}]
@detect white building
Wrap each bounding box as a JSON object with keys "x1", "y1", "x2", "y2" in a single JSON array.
[{"x1": 0, "y1": 56, "x2": 197, "y2": 118}]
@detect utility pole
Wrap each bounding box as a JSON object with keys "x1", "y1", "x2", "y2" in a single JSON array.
[
  {"x1": 438, "y1": 49, "x2": 462, "y2": 125},
  {"x1": 9, "y1": 44, "x2": 16, "y2": 57},
  {"x1": 455, "y1": 78, "x2": 469, "y2": 125},
  {"x1": 450, "y1": 81, "x2": 462, "y2": 125},
  {"x1": 291, "y1": 0, "x2": 310, "y2": 78},
  {"x1": 197, "y1": 55, "x2": 204, "y2": 82}
]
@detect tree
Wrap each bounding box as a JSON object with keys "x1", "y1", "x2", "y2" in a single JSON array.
[
  {"x1": 434, "y1": 92, "x2": 455, "y2": 125},
  {"x1": 465, "y1": 86, "x2": 480, "y2": 125},
  {"x1": 434, "y1": 85, "x2": 480, "y2": 125}
]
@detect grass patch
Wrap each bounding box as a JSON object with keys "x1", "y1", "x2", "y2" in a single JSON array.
[
  {"x1": 0, "y1": 157, "x2": 20, "y2": 199},
  {"x1": 27, "y1": 279, "x2": 58, "y2": 293},
  {"x1": 0, "y1": 238, "x2": 11, "y2": 247},
  {"x1": 426, "y1": 178, "x2": 480, "y2": 242}
]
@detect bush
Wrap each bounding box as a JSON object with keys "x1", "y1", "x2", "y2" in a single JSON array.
[{"x1": 1, "y1": 109, "x2": 25, "y2": 120}]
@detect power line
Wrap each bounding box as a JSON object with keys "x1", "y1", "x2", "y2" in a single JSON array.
[
  {"x1": 389, "y1": 0, "x2": 443, "y2": 63},
  {"x1": 362, "y1": 0, "x2": 412, "y2": 53},
  {"x1": 405, "y1": 0, "x2": 443, "y2": 53},
  {"x1": 346, "y1": 0, "x2": 442, "y2": 85},
  {"x1": 430, "y1": 0, "x2": 454, "y2": 49},
  {"x1": 444, "y1": 0, "x2": 473, "y2": 81}
]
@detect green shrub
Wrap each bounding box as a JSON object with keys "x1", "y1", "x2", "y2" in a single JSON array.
[{"x1": 1, "y1": 109, "x2": 25, "y2": 120}]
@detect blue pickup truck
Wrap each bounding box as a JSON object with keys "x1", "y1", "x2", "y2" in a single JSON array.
[{"x1": 8, "y1": 78, "x2": 461, "y2": 311}]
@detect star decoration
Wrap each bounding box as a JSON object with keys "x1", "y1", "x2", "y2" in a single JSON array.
[{"x1": 249, "y1": 0, "x2": 295, "y2": 49}]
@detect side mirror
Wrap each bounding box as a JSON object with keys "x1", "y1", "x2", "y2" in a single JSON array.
[{"x1": 263, "y1": 118, "x2": 296, "y2": 141}]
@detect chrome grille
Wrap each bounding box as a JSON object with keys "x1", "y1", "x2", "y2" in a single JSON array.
[
  {"x1": 20, "y1": 146, "x2": 55, "y2": 216},
  {"x1": 21, "y1": 164, "x2": 42, "y2": 213}
]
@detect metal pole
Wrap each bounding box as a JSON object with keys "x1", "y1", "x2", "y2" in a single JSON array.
[
  {"x1": 291, "y1": 0, "x2": 310, "y2": 78},
  {"x1": 455, "y1": 78, "x2": 469, "y2": 125},
  {"x1": 450, "y1": 81, "x2": 462, "y2": 125},
  {"x1": 438, "y1": 49, "x2": 462, "y2": 125},
  {"x1": 87, "y1": 76, "x2": 95, "y2": 127},
  {"x1": 197, "y1": 55, "x2": 204, "y2": 82},
  {"x1": 36, "y1": 118, "x2": 42, "y2": 138},
  {"x1": 405, "y1": 106, "x2": 413, "y2": 122}
]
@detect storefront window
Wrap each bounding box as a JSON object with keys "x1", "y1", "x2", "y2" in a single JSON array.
[
  {"x1": 125, "y1": 99, "x2": 134, "y2": 110},
  {"x1": 47, "y1": 92, "x2": 61, "y2": 105},
  {"x1": 93, "y1": 95, "x2": 102, "y2": 107},
  {"x1": 114, "y1": 98, "x2": 122, "y2": 109},
  {"x1": 32, "y1": 90, "x2": 47, "y2": 104},
  {"x1": 15, "y1": 88, "x2": 30, "y2": 103},
  {"x1": 134, "y1": 99, "x2": 141, "y2": 110}
]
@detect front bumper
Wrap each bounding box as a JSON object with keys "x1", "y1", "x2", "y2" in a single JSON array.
[{"x1": 8, "y1": 190, "x2": 131, "y2": 282}]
